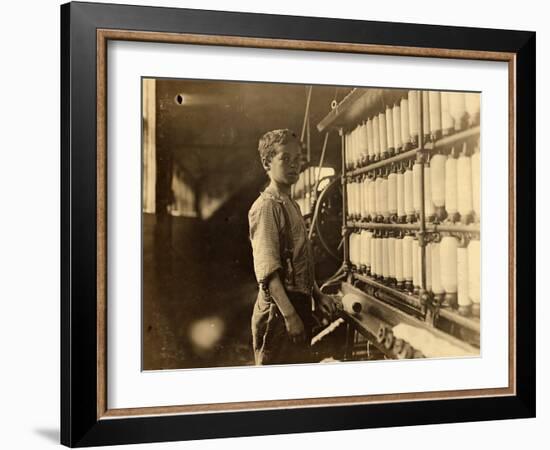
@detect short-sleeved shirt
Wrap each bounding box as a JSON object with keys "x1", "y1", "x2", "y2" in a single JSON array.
[{"x1": 248, "y1": 190, "x2": 315, "y2": 296}]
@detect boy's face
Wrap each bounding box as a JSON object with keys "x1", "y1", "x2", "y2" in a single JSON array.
[{"x1": 266, "y1": 142, "x2": 302, "y2": 186}]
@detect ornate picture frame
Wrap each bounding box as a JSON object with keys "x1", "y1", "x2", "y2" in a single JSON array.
[{"x1": 61, "y1": 2, "x2": 535, "y2": 446}]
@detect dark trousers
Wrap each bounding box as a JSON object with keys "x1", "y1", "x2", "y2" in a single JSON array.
[{"x1": 251, "y1": 290, "x2": 315, "y2": 365}]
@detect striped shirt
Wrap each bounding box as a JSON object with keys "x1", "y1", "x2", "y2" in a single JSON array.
[{"x1": 248, "y1": 190, "x2": 315, "y2": 296}]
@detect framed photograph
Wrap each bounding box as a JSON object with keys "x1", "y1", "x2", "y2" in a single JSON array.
[{"x1": 61, "y1": 1, "x2": 535, "y2": 447}]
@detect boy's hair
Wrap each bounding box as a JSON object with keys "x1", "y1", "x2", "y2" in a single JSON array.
[{"x1": 258, "y1": 129, "x2": 301, "y2": 171}]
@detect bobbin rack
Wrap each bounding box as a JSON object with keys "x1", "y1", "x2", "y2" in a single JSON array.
[{"x1": 317, "y1": 87, "x2": 481, "y2": 360}]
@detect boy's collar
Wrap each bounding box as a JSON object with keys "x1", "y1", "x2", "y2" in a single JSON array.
[{"x1": 261, "y1": 188, "x2": 291, "y2": 203}]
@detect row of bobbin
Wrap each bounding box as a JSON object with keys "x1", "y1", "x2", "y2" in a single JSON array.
[
  {"x1": 349, "y1": 230, "x2": 480, "y2": 317},
  {"x1": 346, "y1": 139, "x2": 480, "y2": 224},
  {"x1": 344, "y1": 90, "x2": 480, "y2": 170}
]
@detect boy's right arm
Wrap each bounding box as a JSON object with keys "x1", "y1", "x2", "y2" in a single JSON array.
[
  {"x1": 250, "y1": 198, "x2": 304, "y2": 343},
  {"x1": 267, "y1": 273, "x2": 305, "y2": 344}
]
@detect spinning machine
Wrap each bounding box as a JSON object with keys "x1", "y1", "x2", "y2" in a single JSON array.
[{"x1": 304, "y1": 88, "x2": 481, "y2": 361}]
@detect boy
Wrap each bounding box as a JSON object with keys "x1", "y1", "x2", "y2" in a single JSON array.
[{"x1": 249, "y1": 129, "x2": 337, "y2": 365}]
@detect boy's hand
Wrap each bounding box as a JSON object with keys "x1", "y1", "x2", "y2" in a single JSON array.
[
  {"x1": 283, "y1": 312, "x2": 305, "y2": 344},
  {"x1": 317, "y1": 294, "x2": 338, "y2": 319}
]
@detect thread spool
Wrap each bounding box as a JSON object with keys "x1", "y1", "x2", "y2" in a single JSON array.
[
  {"x1": 358, "y1": 231, "x2": 365, "y2": 272},
  {"x1": 440, "y1": 235, "x2": 458, "y2": 308},
  {"x1": 393, "y1": 103, "x2": 402, "y2": 153},
  {"x1": 408, "y1": 90, "x2": 419, "y2": 147},
  {"x1": 349, "y1": 128, "x2": 356, "y2": 168},
  {"x1": 468, "y1": 239, "x2": 480, "y2": 317},
  {"x1": 372, "y1": 115, "x2": 380, "y2": 160},
  {"x1": 342, "y1": 293, "x2": 369, "y2": 315},
  {"x1": 457, "y1": 244, "x2": 472, "y2": 316},
  {"x1": 374, "y1": 177, "x2": 381, "y2": 221},
  {"x1": 386, "y1": 106, "x2": 395, "y2": 156},
  {"x1": 372, "y1": 176, "x2": 379, "y2": 220},
  {"x1": 357, "y1": 175, "x2": 366, "y2": 221},
  {"x1": 348, "y1": 181, "x2": 354, "y2": 219},
  {"x1": 349, "y1": 131, "x2": 355, "y2": 168},
  {"x1": 350, "y1": 232, "x2": 356, "y2": 267},
  {"x1": 364, "y1": 231, "x2": 372, "y2": 274},
  {"x1": 412, "y1": 238, "x2": 419, "y2": 292},
  {"x1": 379, "y1": 112, "x2": 388, "y2": 159},
  {"x1": 445, "y1": 154, "x2": 459, "y2": 223},
  {"x1": 352, "y1": 126, "x2": 359, "y2": 167},
  {"x1": 426, "y1": 242, "x2": 432, "y2": 292},
  {"x1": 417, "y1": 242, "x2": 423, "y2": 292},
  {"x1": 350, "y1": 180, "x2": 356, "y2": 219},
  {"x1": 362, "y1": 177, "x2": 370, "y2": 222},
  {"x1": 371, "y1": 235, "x2": 377, "y2": 277},
  {"x1": 367, "y1": 234, "x2": 374, "y2": 277},
  {"x1": 355, "y1": 230, "x2": 363, "y2": 272},
  {"x1": 431, "y1": 154, "x2": 447, "y2": 221},
  {"x1": 376, "y1": 235, "x2": 383, "y2": 280},
  {"x1": 366, "y1": 118, "x2": 374, "y2": 163},
  {"x1": 388, "y1": 236, "x2": 396, "y2": 284},
  {"x1": 349, "y1": 130, "x2": 354, "y2": 168},
  {"x1": 362, "y1": 231, "x2": 369, "y2": 273},
  {"x1": 400, "y1": 97, "x2": 411, "y2": 150},
  {"x1": 377, "y1": 236, "x2": 385, "y2": 282},
  {"x1": 355, "y1": 181, "x2": 361, "y2": 220},
  {"x1": 356, "y1": 181, "x2": 362, "y2": 220},
  {"x1": 397, "y1": 170, "x2": 405, "y2": 222},
  {"x1": 355, "y1": 127, "x2": 362, "y2": 166},
  {"x1": 431, "y1": 242, "x2": 444, "y2": 303},
  {"x1": 465, "y1": 92, "x2": 480, "y2": 127},
  {"x1": 354, "y1": 129, "x2": 359, "y2": 166},
  {"x1": 441, "y1": 91, "x2": 453, "y2": 137},
  {"x1": 358, "y1": 231, "x2": 364, "y2": 272},
  {"x1": 359, "y1": 177, "x2": 366, "y2": 220},
  {"x1": 344, "y1": 134, "x2": 351, "y2": 170},
  {"x1": 358, "y1": 128, "x2": 363, "y2": 167},
  {"x1": 382, "y1": 237, "x2": 389, "y2": 281},
  {"x1": 429, "y1": 91, "x2": 442, "y2": 141},
  {"x1": 388, "y1": 172, "x2": 398, "y2": 218},
  {"x1": 360, "y1": 122, "x2": 368, "y2": 165},
  {"x1": 424, "y1": 164, "x2": 435, "y2": 222},
  {"x1": 402, "y1": 235, "x2": 413, "y2": 291},
  {"x1": 380, "y1": 177, "x2": 389, "y2": 220},
  {"x1": 471, "y1": 143, "x2": 480, "y2": 222},
  {"x1": 347, "y1": 181, "x2": 353, "y2": 219},
  {"x1": 449, "y1": 92, "x2": 467, "y2": 131},
  {"x1": 395, "y1": 237, "x2": 404, "y2": 288},
  {"x1": 360, "y1": 178, "x2": 366, "y2": 220},
  {"x1": 356, "y1": 180, "x2": 362, "y2": 220},
  {"x1": 368, "y1": 176, "x2": 376, "y2": 221},
  {"x1": 351, "y1": 179, "x2": 357, "y2": 220},
  {"x1": 404, "y1": 167, "x2": 415, "y2": 222},
  {"x1": 359, "y1": 231, "x2": 365, "y2": 271},
  {"x1": 422, "y1": 90, "x2": 431, "y2": 143},
  {"x1": 350, "y1": 132, "x2": 356, "y2": 168},
  {"x1": 457, "y1": 144, "x2": 473, "y2": 224},
  {"x1": 355, "y1": 231, "x2": 361, "y2": 270},
  {"x1": 356, "y1": 232, "x2": 362, "y2": 269},
  {"x1": 413, "y1": 162, "x2": 422, "y2": 219},
  {"x1": 348, "y1": 183, "x2": 353, "y2": 217},
  {"x1": 349, "y1": 232, "x2": 356, "y2": 267}
]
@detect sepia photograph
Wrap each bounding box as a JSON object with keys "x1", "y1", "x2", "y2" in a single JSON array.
[{"x1": 141, "y1": 78, "x2": 481, "y2": 370}]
